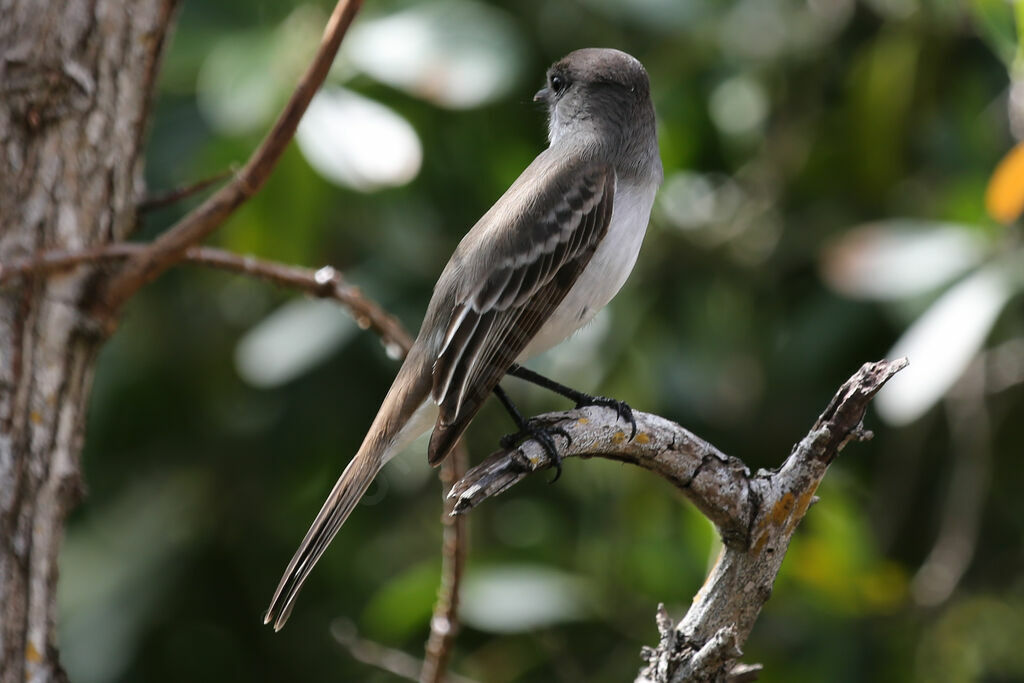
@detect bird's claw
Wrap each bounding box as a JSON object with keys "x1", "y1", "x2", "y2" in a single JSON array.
[
  {"x1": 575, "y1": 395, "x2": 637, "y2": 439},
  {"x1": 500, "y1": 417, "x2": 572, "y2": 482}
]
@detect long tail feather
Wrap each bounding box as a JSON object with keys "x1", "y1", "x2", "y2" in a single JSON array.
[
  {"x1": 265, "y1": 348, "x2": 435, "y2": 630},
  {"x1": 264, "y1": 452, "x2": 382, "y2": 630}
]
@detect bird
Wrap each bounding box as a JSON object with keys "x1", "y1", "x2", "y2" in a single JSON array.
[{"x1": 265, "y1": 47, "x2": 663, "y2": 631}]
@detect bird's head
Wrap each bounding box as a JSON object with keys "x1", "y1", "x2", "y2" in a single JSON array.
[{"x1": 535, "y1": 48, "x2": 653, "y2": 149}]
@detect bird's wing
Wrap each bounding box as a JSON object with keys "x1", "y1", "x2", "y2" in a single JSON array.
[{"x1": 427, "y1": 160, "x2": 616, "y2": 463}]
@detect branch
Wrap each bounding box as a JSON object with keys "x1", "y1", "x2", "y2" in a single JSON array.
[
  {"x1": 450, "y1": 359, "x2": 908, "y2": 681},
  {"x1": 177, "y1": 247, "x2": 415, "y2": 356},
  {"x1": 1, "y1": 243, "x2": 137, "y2": 283},
  {"x1": 136, "y1": 166, "x2": 235, "y2": 213},
  {"x1": 912, "y1": 359, "x2": 990, "y2": 607},
  {"x1": 4, "y1": 239, "x2": 473, "y2": 678},
  {"x1": 420, "y1": 442, "x2": 469, "y2": 683},
  {"x1": 449, "y1": 408, "x2": 754, "y2": 546},
  {"x1": 0, "y1": 244, "x2": 412, "y2": 356},
  {"x1": 96, "y1": 0, "x2": 364, "y2": 320},
  {"x1": 332, "y1": 620, "x2": 479, "y2": 683}
]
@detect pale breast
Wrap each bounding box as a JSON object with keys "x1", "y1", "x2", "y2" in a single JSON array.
[{"x1": 519, "y1": 178, "x2": 658, "y2": 359}]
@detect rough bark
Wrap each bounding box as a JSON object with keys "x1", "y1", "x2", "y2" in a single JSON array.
[
  {"x1": 450, "y1": 359, "x2": 907, "y2": 682},
  {"x1": 0, "y1": 2, "x2": 175, "y2": 681}
]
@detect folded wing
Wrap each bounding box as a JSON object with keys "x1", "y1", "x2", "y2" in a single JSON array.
[{"x1": 427, "y1": 162, "x2": 616, "y2": 463}]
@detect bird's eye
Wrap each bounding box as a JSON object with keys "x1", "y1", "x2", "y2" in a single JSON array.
[{"x1": 550, "y1": 75, "x2": 566, "y2": 94}]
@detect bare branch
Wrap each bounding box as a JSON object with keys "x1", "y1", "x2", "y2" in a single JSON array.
[
  {"x1": 3, "y1": 237, "x2": 475, "y2": 680},
  {"x1": 420, "y1": 442, "x2": 469, "y2": 683},
  {"x1": 332, "y1": 620, "x2": 479, "y2": 683},
  {"x1": 0, "y1": 244, "x2": 413, "y2": 356},
  {"x1": 178, "y1": 248, "x2": 415, "y2": 356},
  {"x1": 639, "y1": 606, "x2": 763, "y2": 682},
  {"x1": 137, "y1": 166, "x2": 235, "y2": 213},
  {"x1": 451, "y1": 359, "x2": 908, "y2": 682},
  {"x1": 673, "y1": 625, "x2": 741, "y2": 683},
  {"x1": 654, "y1": 359, "x2": 905, "y2": 680},
  {"x1": 912, "y1": 360, "x2": 990, "y2": 607},
  {"x1": 96, "y1": 0, "x2": 365, "y2": 320},
  {"x1": 639, "y1": 605, "x2": 680, "y2": 682},
  {"x1": 0, "y1": 243, "x2": 138, "y2": 283},
  {"x1": 725, "y1": 664, "x2": 763, "y2": 683},
  {"x1": 449, "y1": 408, "x2": 753, "y2": 545},
  {"x1": 981, "y1": 337, "x2": 1024, "y2": 394}
]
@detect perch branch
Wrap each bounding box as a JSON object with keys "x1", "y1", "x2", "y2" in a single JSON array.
[
  {"x1": 96, "y1": 0, "x2": 364, "y2": 321},
  {"x1": 449, "y1": 407, "x2": 754, "y2": 546},
  {"x1": 450, "y1": 359, "x2": 907, "y2": 682}
]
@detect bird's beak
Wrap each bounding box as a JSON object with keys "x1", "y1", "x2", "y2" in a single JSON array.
[{"x1": 533, "y1": 87, "x2": 550, "y2": 103}]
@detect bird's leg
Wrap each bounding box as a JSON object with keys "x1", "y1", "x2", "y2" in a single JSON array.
[
  {"x1": 505, "y1": 363, "x2": 637, "y2": 439},
  {"x1": 493, "y1": 384, "x2": 571, "y2": 482}
]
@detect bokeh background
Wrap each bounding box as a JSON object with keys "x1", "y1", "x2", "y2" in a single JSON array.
[{"x1": 62, "y1": 0, "x2": 1024, "y2": 681}]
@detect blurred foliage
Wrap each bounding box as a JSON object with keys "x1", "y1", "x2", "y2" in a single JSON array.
[{"x1": 62, "y1": 0, "x2": 1024, "y2": 681}]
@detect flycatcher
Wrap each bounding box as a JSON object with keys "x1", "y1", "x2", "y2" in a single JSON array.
[{"x1": 266, "y1": 47, "x2": 663, "y2": 630}]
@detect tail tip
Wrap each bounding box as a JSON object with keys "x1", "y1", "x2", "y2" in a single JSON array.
[{"x1": 263, "y1": 608, "x2": 286, "y2": 631}]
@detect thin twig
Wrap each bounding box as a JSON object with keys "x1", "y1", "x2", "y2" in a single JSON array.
[
  {"x1": 0, "y1": 244, "x2": 138, "y2": 283},
  {"x1": 331, "y1": 619, "x2": 479, "y2": 683},
  {"x1": 181, "y1": 247, "x2": 415, "y2": 356},
  {"x1": 420, "y1": 441, "x2": 469, "y2": 683},
  {"x1": 137, "y1": 167, "x2": 235, "y2": 212},
  {"x1": 982, "y1": 337, "x2": 1024, "y2": 393},
  {"x1": 0, "y1": 243, "x2": 412, "y2": 355},
  {"x1": 96, "y1": 0, "x2": 365, "y2": 321},
  {"x1": 912, "y1": 360, "x2": 991, "y2": 606}
]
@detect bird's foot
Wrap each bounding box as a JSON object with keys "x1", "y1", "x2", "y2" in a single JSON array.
[
  {"x1": 500, "y1": 417, "x2": 572, "y2": 482},
  {"x1": 574, "y1": 394, "x2": 637, "y2": 439}
]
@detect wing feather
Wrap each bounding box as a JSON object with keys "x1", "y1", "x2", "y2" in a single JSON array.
[
  {"x1": 433, "y1": 304, "x2": 481, "y2": 406},
  {"x1": 427, "y1": 162, "x2": 616, "y2": 463}
]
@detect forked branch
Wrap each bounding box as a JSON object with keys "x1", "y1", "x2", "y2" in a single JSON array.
[{"x1": 450, "y1": 358, "x2": 908, "y2": 682}]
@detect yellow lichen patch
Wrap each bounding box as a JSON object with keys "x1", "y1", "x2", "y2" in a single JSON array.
[
  {"x1": 635, "y1": 432, "x2": 650, "y2": 444},
  {"x1": 611, "y1": 430, "x2": 626, "y2": 444},
  {"x1": 30, "y1": 411, "x2": 43, "y2": 425},
  {"x1": 786, "y1": 486, "x2": 820, "y2": 535},
  {"x1": 752, "y1": 486, "x2": 822, "y2": 554},
  {"x1": 577, "y1": 417, "x2": 589, "y2": 425},
  {"x1": 769, "y1": 492, "x2": 796, "y2": 527},
  {"x1": 25, "y1": 641, "x2": 41, "y2": 663},
  {"x1": 752, "y1": 530, "x2": 769, "y2": 555}
]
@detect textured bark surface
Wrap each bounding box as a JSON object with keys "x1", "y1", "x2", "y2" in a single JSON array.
[
  {"x1": 0, "y1": 2, "x2": 175, "y2": 680},
  {"x1": 450, "y1": 359, "x2": 906, "y2": 682}
]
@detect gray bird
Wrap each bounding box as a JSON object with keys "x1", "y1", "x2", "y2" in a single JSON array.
[{"x1": 266, "y1": 47, "x2": 663, "y2": 630}]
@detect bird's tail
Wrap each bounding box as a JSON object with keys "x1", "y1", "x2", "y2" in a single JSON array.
[{"x1": 264, "y1": 351, "x2": 434, "y2": 631}]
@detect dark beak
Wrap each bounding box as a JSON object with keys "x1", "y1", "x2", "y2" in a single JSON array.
[{"x1": 533, "y1": 87, "x2": 550, "y2": 103}]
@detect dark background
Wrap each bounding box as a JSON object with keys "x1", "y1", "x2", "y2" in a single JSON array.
[{"x1": 63, "y1": 0, "x2": 1024, "y2": 681}]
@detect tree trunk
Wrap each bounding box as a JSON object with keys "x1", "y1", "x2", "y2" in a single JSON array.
[{"x1": 0, "y1": 2, "x2": 175, "y2": 680}]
